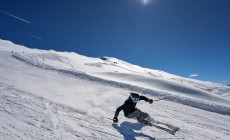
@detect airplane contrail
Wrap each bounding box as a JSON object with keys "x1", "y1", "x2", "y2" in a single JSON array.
[
  {"x1": 27, "y1": 32, "x2": 42, "y2": 40},
  {"x1": 0, "y1": 10, "x2": 31, "y2": 24}
]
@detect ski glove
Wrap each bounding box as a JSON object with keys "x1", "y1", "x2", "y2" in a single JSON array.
[
  {"x1": 147, "y1": 99, "x2": 153, "y2": 104},
  {"x1": 113, "y1": 116, "x2": 118, "y2": 123}
]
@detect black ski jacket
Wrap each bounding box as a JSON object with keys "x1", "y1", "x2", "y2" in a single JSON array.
[{"x1": 114, "y1": 95, "x2": 148, "y2": 117}]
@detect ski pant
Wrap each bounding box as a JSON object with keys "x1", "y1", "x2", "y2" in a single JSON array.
[{"x1": 126, "y1": 109, "x2": 150, "y2": 123}]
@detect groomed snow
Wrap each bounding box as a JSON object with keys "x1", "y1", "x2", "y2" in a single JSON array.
[{"x1": 0, "y1": 39, "x2": 230, "y2": 140}]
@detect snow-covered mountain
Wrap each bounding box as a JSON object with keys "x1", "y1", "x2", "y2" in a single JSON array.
[{"x1": 0, "y1": 39, "x2": 230, "y2": 140}]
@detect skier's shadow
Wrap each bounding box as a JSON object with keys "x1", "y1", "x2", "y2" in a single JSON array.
[{"x1": 112, "y1": 121, "x2": 155, "y2": 140}]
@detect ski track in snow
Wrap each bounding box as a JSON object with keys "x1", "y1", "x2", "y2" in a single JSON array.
[
  {"x1": 0, "y1": 83, "x2": 123, "y2": 140},
  {"x1": 1, "y1": 81, "x2": 230, "y2": 140}
]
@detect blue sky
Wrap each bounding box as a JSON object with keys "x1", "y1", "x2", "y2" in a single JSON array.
[{"x1": 0, "y1": 0, "x2": 230, "y2": 84}]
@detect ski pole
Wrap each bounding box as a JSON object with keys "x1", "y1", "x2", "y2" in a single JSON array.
[
  {"x1": 105, "y1": 117, "x2": 113, "y2": 120},
  {"x1": 153, "y1": 97, "x2": 172, "y2": 102},
  {"x1": 153, "y1": 94, "x2": 180, "y2": 102}
]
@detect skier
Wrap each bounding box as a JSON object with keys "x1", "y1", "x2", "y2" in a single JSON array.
[{"x1": 113, "y1": 92, "x2": 153, "y2": 124}]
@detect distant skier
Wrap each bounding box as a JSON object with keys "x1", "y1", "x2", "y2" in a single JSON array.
[{"x1": 113, "y1": 93, "x2": 153, "y2": 124}]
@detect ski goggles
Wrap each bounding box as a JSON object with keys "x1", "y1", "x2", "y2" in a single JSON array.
[{"x1": 130, "y1": 96, "x2": 140, "y2": 102}]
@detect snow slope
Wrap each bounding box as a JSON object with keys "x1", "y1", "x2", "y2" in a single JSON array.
[{"x1": 0, "y1": 39, "x2": 230, "y2": 140}]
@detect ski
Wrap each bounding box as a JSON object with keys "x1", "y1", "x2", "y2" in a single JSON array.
[
  {"x1": 153, "y1": 121, "x2": 180, "y2": 131},
  {"x1": 149, "y1": 123, "x2": 177, "y2": 135},
  {"x1": 143, "y1": 120, "x2": 179, "y2": 135}
]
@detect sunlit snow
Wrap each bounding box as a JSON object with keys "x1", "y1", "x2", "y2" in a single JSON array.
[{"x1": 0, "y1": 39, "x2": 229, "y2": 140}]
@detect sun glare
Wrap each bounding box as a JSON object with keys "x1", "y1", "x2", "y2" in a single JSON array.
[{"x1": 141, "y1": 0, "x2": 150, "y2": 5}]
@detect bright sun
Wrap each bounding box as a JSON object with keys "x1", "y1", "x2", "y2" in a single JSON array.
[{"x1": 141, "y1": 0, "x2": 150, "y2": 5}]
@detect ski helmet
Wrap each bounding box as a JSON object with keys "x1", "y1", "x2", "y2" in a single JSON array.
[{"x1": 130, "y1": 93, "x2": 140, "y2": 102}]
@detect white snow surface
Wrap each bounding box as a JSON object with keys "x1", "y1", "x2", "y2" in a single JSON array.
[{"x1": 0, "y1": 39, "x2": 230, "y2": 140}]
